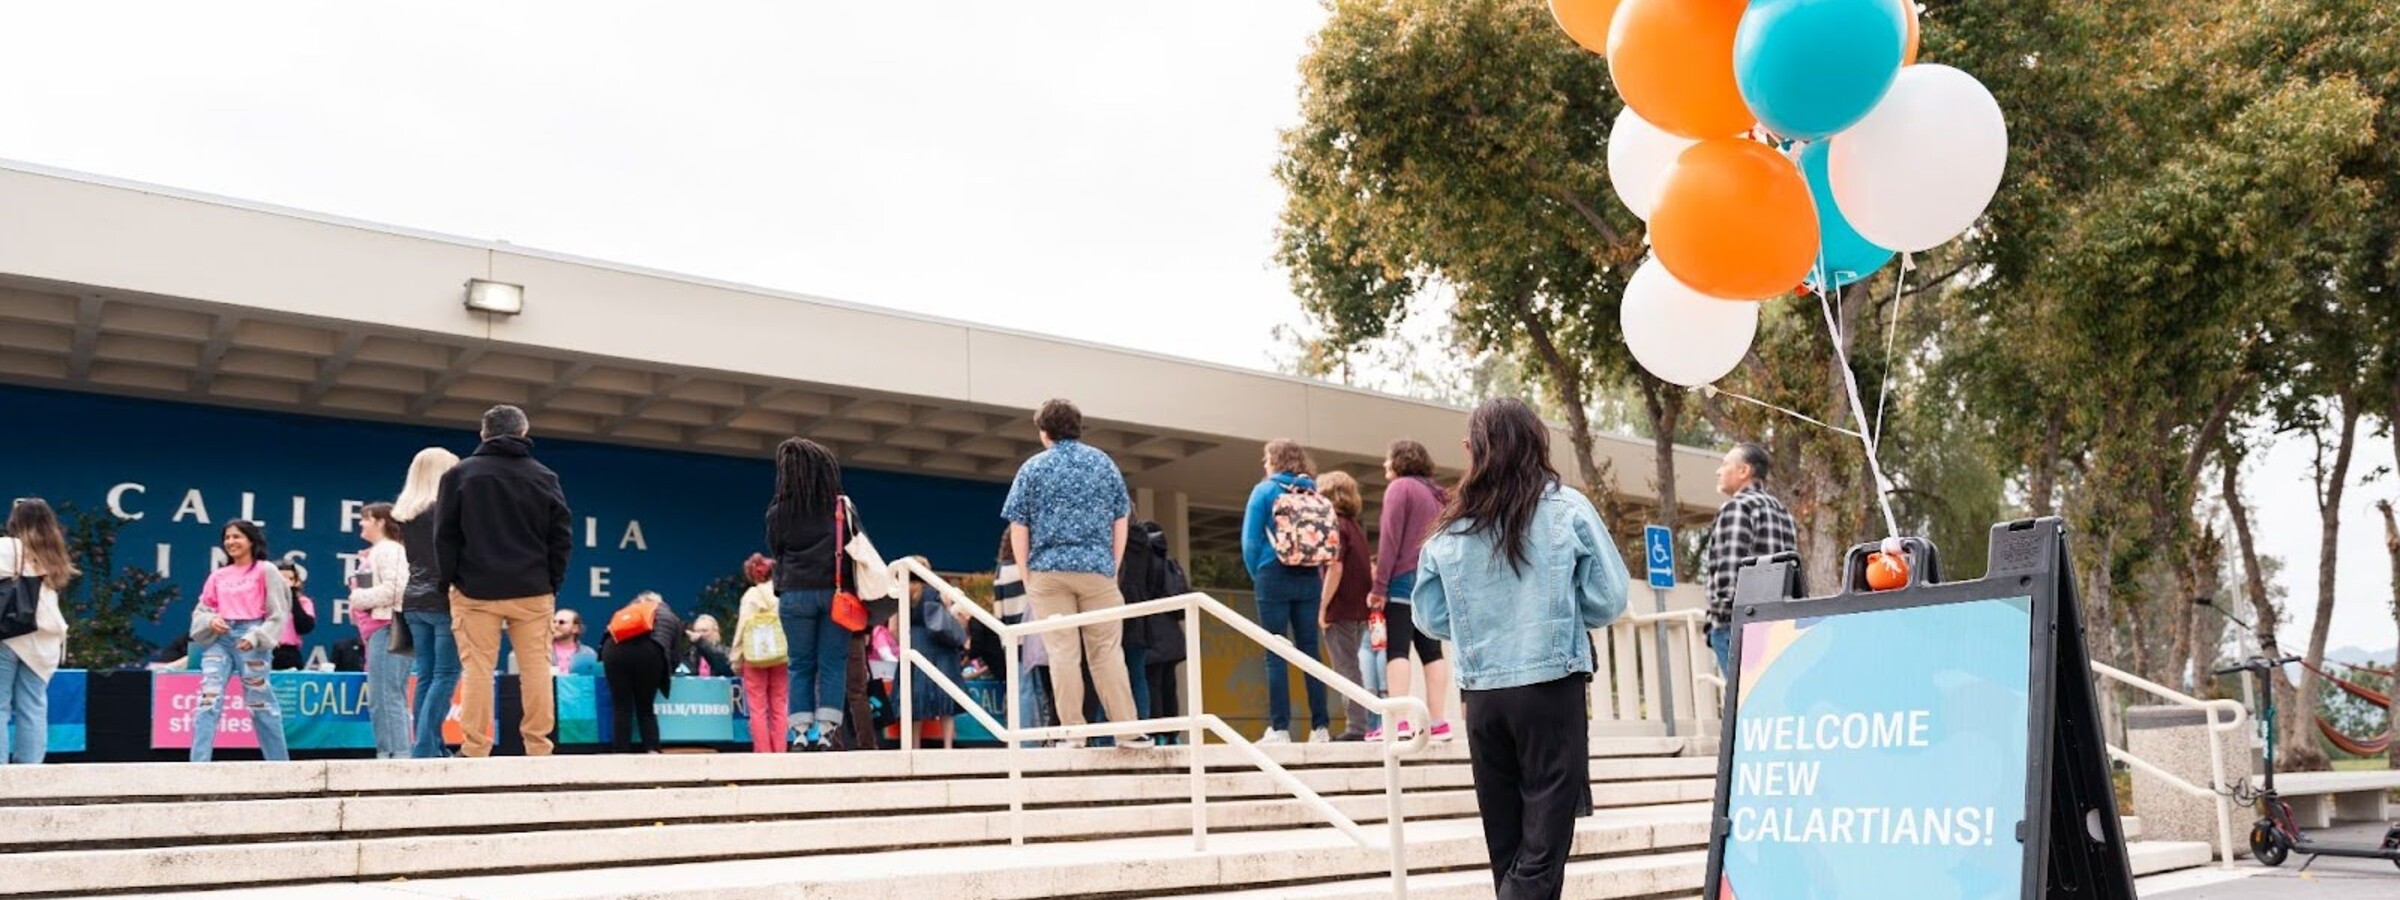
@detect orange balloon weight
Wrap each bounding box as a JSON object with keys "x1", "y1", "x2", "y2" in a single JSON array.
[
  {"x1": 1548, "y1": 0, "x2": 1622, "y2": 56},
  {"x1": 1899, "y1": 0, "x2": 1920, "y2": 64},
  {"x1": 1606, "y1": 0, "x2": 1753, "y2": 139},
  {"x1": 1866, "y1": 552, "x2": 1911, "y2": 591},
  {"x1": 1649, "y1": 140, "x2": 1821, "y2": 300}
]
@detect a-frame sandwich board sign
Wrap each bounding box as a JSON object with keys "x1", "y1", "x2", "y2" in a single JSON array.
[{"x1": 1702, "y1": 517, "x2": 2135, "y2": 900}]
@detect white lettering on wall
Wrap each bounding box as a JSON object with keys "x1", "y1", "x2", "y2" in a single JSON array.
[
  {"x1": 108, "y1": 483, "x2": 147, "y2": 520},
  {"x1": 584, "y1": 517, "x2": 598, "y2": 549},
  {"x1": 239, "y1": 491, "x2": 256, "y2": 524},
  {"x1": 291, "y1": 496, "x2": 305, "y2": 531},
  {"x1": 156, "y1": 542, "x2": 172, "y2": 578},
  {"x1": 172, "y1": 489, "x2": 210, "y2": 525},
  {"x1": 619, "y1": 520, "x2": 647, "y2": 551},
  {"x1": 340, "y1": 500, "x2": 365, "y2": 534},
  {"x1": 283, "y1": 550, "x2": 309, "y2": 584},
  {"x1": 589, "y1": 566, "x2": 612, "y2": 599}
]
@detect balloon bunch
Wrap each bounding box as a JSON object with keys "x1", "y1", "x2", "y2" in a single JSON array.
[{"x1": 1554, "y1": 0, "x2": 2007, "y2": 389}]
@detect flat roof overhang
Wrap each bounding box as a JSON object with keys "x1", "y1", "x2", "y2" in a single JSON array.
[{"x1": 0, "y1": 160, "x2": 1726, "y2": 557}]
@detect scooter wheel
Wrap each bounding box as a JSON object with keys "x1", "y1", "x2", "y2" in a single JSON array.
[{"x1": 2248, "y1": 820, "x2": 2287, "y2": 867}]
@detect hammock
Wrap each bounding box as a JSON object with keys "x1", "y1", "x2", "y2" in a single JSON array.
[
  {"x1": 2316, "y1": 715, "x2": 2394, "y2": 756},
  {"x1": 2302, "y1": 660, "x2": 2394, "y2": 708}
]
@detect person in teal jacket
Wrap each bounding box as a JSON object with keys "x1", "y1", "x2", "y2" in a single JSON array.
[{"x1": 1412, "y1": 397, "x2": 1629, "y2": 900}]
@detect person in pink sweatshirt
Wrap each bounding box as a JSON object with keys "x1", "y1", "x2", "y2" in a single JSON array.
[
  {"x1": 189, "y1": 520, "x2": 294, "y2": 761},
  {"x1": 1366, "y1": 439, "x2": 1453, "y2": 741}
]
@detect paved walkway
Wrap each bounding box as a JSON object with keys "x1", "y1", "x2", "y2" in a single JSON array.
[{"x1": 2144, "y1": 823, "x2": 2396, "y2": 899}]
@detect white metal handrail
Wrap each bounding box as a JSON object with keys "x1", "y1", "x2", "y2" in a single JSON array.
[
  {"x1": 2089, "y1": 661, "x2": 2246, "y2": 869},
  {"x1": 886, "y1": 557, "x2": 1435, "y2": 898}
]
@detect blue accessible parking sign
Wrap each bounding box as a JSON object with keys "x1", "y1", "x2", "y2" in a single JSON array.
[{"x1": 1645, "y1": 524, "x2": 1675, "y2": 589}]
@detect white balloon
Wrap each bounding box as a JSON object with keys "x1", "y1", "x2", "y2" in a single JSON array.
[
  {"x1": 1827, "y1": 64, "x2": 2008, "y2": 252},
  {"x1": 1620, "y1": 258, "x2": 1760, "y2": 387},
  {"x1": 1607, "y1": 106, "x2": 1698, "y2": 221}
]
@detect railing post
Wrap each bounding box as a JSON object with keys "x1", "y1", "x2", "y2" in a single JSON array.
[
  {"x1": 898, "y1": 574, "x2": 915, "y2": 754},
  {"x1": 1006, "y1": 632, "x2": 1024, "y2": 846},
  {"x1": 1185, "y1": 604, "x2": 1207, "y2": 851}
]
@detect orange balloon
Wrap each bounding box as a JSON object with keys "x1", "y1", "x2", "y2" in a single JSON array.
[
  {"x1": 1649, "y1": 140, "x2": 1820, "y2": 300},
  {"x1": 1899, "y1": 0, "x2": 1920, "y2": 65},
  {"x1": 1548, "y1": 0, "x2": 1622, "y2": 56},
  {"x1": 1866, "y1": 552, "x2": 1911, "y2": 591},
  {"x1": 1606, "y1": 0, "x2": 1753, "y2": 139}
]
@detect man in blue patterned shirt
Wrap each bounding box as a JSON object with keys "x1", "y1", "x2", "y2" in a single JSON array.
[{"x1": 1001, "y1": 399, "x2": 1147, "y2": 748}]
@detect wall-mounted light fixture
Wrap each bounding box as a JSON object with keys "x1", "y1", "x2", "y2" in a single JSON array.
[{"x1": 464, "y1": 279, "x2": 525, "y2": 315}]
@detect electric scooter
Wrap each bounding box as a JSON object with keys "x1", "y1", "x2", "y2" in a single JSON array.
[{"x1": 2215, "y1": 654, "x2": 2400, "y2": 871}]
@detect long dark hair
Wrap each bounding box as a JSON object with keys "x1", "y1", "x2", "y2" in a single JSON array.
[
  {"x1": 773, "y1": 438, "x2": 843, "y2": 518},
  {"x1": 223, "y1": 520, "x2": 270, "y2": 567},
  {"x1": 1432, "y1": 398, "x2": 1557, "y2": 574}
]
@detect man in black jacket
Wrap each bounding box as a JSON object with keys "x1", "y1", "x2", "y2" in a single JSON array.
[{"x1": 436, "y1": 404, "x2": 573, "y2": 757}]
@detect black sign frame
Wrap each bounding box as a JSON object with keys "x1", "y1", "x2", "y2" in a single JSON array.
[{"x1": 1701, "y1": 517, "x2": 2135, "y2": 900}]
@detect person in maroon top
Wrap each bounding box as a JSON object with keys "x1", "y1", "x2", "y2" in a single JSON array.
[
  {"x1": 1368, "y1": 439, "x2": 1453, "y2": 741},
  {"x1": 1314, "y1": 472, "x2": 1377, "y2": 741}
]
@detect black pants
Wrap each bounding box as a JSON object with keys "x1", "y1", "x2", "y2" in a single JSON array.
[
  {"x1": 602, "y1": 639, "x2": 669, "y2": 753},
  {"x1": 1464, "y1": 674, "x2": 1591, "y2": 900},
  {"x1": 842, "y1": 631, "x2": 877, "y2": 751},
  {"x1": 1147, "y1": 661, "x2": 1179, "y2": 733}
]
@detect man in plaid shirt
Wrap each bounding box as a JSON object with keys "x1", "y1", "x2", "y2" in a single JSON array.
[{"x1": 1703, "y1": 443, "x2": 1796, "y2": 675}]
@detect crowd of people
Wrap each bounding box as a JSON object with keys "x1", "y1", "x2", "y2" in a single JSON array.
[{"x1": 0, "y1": 391, "x2": 1808, "y2": 896}]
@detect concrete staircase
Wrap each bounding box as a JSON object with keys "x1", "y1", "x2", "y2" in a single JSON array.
[{"x1": 0, "y1": 738, "x2": 2212, "y2": 898}]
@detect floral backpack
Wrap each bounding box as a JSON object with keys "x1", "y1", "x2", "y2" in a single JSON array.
[{"x1": 1269, "y1": 481, "x2": 1341, "y2": 567}]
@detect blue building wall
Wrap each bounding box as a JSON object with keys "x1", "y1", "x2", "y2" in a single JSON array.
[{"x1": 0, "y1": 384, "x2": 1007, "y2": 658}]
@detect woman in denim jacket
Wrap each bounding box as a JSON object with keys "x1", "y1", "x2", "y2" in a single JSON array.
[{"x1": 1412, "y1": 397, "x2": 1629, "y2": 900}]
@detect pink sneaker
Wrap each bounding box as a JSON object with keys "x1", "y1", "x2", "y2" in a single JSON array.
[
  {"x1": 1429, "y1": 721, "x2": 1455, "y2": 741},
  {"x1": 1365, "y1": 721, "x2": 1412, "y2": 741}
]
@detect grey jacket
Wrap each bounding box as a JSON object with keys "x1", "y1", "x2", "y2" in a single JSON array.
[{"x1": 188, "y1": 562, "x2": 294, "y2": 653}]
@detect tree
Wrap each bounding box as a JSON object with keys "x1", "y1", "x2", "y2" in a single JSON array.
[
  {"x1": 2379, "y1": 497, "x2": 2400, "y2": 769},
  {"x1": 1273, "y1": 0, "x2": 1683, "y2": 546},
  {"x1": 58, "y1": 504, "x2": 179, "y2": 670}
]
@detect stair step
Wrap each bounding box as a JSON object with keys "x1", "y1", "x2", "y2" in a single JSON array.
[
  {"x1": 1190, "y1": 850, "x2": 1706, "y2": 898},
  {"x1": 2126, "y1": 839, "x2": 2214, "y2": 877},
  {"x1": 41, "y1": 808, "x2": 1711, "y2": 900},
  {"x1": 0, "y1": 738, "x2": 1702, "y2": 804}
]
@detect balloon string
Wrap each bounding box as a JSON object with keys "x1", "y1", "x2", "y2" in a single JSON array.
[
  {"x1": 1814, "y1": 281, "x2": 1903, "y2": 538},
  {"x1": 1871, "y1": 252, "x2": 1913, "y2": 446},
  {"x1": 1702, "y1": 385, "x2": 1866, "y2": 440}
]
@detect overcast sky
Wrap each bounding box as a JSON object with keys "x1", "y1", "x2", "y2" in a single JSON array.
[{"x1": 1, "y1": 1, "x2": 2391, "y2": 657}]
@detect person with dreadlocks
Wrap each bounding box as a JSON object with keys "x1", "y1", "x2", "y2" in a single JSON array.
[
  {"x1": 1412, "y1": 397, "x2": 1629, "y2": 900},
  {"x1": 765, "y1": 437, "x2": 868, "y2": 751}
]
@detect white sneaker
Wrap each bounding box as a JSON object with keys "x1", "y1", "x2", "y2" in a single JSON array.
[
  {"x1": 1308, "y1": 727, "x2": 1332, "y2": 744},
  {"x1": 1048, "y1": 738, "x2": 1084, "y2": 749},
  {"x1": 1257, "y1": 729, "x2": 1292, "y2": 744},
  {"x1": 1118, "y1": 734, "x2": 1156, "y2": 749}
]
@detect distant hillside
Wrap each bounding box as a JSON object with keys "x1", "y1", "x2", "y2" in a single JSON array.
[{"x1": 2329, "y1": 645, "x2": 2397, "y2": 667}]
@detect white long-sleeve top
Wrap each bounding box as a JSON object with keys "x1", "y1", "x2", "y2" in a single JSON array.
[
  {"x1": 0, "y1": 537, "x2": 68, "y2": 681},
  {"x1": 347, "y1": 540, "x2": 409, "y2": 635}
]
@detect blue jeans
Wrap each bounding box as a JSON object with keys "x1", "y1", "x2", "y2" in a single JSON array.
[
  {"x1": 0, "y1": 643, "x2": 47, "y2": 763},
  {"x1": 365, "y1": 625, "x2": 413, "y2": 758},
  {"x1": 1706, "y1": 626, "x2": 1731, "y2": 676},
  {"x1": 1082, "y1": 642, "x2": 1150, "y2": 746},
  {"x1": 1254, "y1": 565, "x2": 1328, "y2": 732},
  {"x1": 780, "y1": 589, "x2": 848, "y2": 727},
  {"x1": 191, "y1": 621, "x2": 290, "y2": 761},
  {"x1": 407, "y1": 610, "x2": 462, "y2": 758}
]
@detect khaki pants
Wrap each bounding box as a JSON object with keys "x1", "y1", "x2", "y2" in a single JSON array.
[
  {"x1": 1026, "y1": 571, "x2": 1138, "y2": 728},
  {"x1": 451, "y1": 590, "x2": 557, "y2": 757}
]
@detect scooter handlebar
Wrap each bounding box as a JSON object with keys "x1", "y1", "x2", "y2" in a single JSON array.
[{"x1": 2214, "y1": 655, "x2": 2303, "y2": 676}]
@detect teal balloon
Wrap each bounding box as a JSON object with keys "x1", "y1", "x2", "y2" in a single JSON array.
[
  {"x1": 1735, "y1": 0, "x2": 1907, "y2": 141},
  {"x1": 1798, "y1": 140, "x2": 1892, "y2": 289}
]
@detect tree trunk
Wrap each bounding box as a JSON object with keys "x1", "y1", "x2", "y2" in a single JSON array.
[
  {"x1": 1638, "y1": 379, "x2": 1685, "y2": 528},
  {"x1": 2377, "y1": 498, "x2": 2399, "y2": 771},
  {"x1": 2029, "y1": 407, "x2": 2063, "y2": 517},
  {"x1": 2223, "y1": 453, "x2": 2311, "y2": 762},
  {"x1": 2291, "y1": 392, "x2": 2363, "y2": 772},
  {"x1": 1517, "y1": 304, "x2": 1603, "y2": 492}
]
